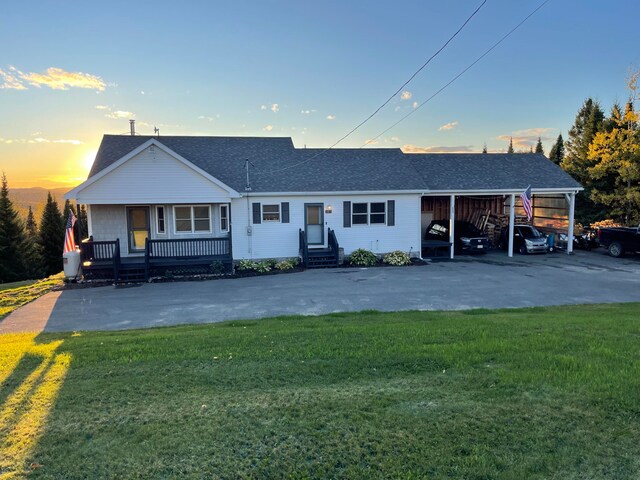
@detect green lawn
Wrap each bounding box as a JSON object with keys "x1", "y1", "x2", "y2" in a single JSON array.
[
  {"x1": 1, "y1": 305, "x2": 639, "y2": 479},
  {"x1": 0, "y1": 274, "x2": 64, "y2": 318}
]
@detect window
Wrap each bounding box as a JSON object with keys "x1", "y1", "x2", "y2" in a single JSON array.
[
  {"x1": 174, "y1": 205, "x2": 211, "y2": 233},
  {"x1": 156, "y1": 206, "x2": 166, "y2": 234},
  {"x1": 220, "y1": 205, "x2": 229, "y2": 232},
  {"x1": 352, "y1": 202, "x2": 386, "y2": 225},
  {"x1": 262, "y1": 204, "x2": 280, "y2": 222}
]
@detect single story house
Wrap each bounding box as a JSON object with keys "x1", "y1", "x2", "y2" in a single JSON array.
[{"x1": 65, "y1": 134, "x2": 582, "y2": 281}]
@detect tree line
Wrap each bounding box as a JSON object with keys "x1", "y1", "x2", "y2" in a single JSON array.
[{"x1": 0, "y1": 173, "x2": 87, "y2": 283}]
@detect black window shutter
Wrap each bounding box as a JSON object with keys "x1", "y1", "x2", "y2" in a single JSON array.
[
  {"x1": 343, "y1": 201, "x2": 351, "y2": 228},
  {"x1": 281, "y1": 202, "x2": 290, "y2": 223},
  {"x1": 387, "y1": 200, "x2": 395, "y2": 226},
  {"x1": 252, "y1": 202, "x2": 261, "y2": 224}
]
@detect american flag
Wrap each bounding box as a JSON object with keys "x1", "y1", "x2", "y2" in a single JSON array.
[
  {"x1": 520, "y1": 185, "x2": 533, "y2": 221},
  {"x1": 64, "y1": 211, "x2": 77, "y2": 254}
]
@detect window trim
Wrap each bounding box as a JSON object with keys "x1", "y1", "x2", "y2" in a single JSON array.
[
  {"x1": 351, "y1": 202, "x2": 387, "y2": 226},
  {"x1": 155, "y1": 206, "x2": 166, "y2": 235},
  {"x1": 261, "y1": 204, "x2": 281, "y2": 222},
  {"x1": 172, "y1": 205, "x2": 212, "y2": 234},
  {"x1": 219, "y1": 204, "x2": 229, "y2": 232}
]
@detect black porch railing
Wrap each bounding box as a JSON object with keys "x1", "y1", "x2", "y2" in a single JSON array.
[
  {"x1": 299, "y1": 227, "x2": 339, "y2": 269},
  {"x1": 80, "y1": 237, "x2": 121, "y2": 280},
  {"x1": 298, "y1": 229, "x2": 309, "y2": 267}
]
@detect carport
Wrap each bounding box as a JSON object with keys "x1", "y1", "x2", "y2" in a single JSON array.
[{"x1": 409, "y1": 153, "x2": 583, "y2": 259}]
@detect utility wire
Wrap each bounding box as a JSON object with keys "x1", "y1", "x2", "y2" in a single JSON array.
[
  {"x1": 361, "y1": 0, "x2": 551, "y2": 147},
  {"x1": 256, "y1": 0, "x2": 488, "y2": 176}
]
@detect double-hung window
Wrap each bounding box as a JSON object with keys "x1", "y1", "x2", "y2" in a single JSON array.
[
  {"x1": 174, "y1": 205, "x2": 211, "y2": 233},
  {"x1": 262, "y1": 204, "x2": 280, "y2": 222},
  {"x1": 352, "y1": 202, "x2": 386, "y2": 225},
  {"x1": 220, "y1": 205, "x2": 229, "y2": 232},
  {"x1": 156, "y1": 206, "x2": 166, "y2": 234}
]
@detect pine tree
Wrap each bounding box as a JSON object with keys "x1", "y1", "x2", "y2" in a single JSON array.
[
  {"x1": 548, "y1": 134, "x2": 565, "y2": 165},
  {"x1": 39, "y1": 192, "x2": 64, "y2": 276},
  {"x1": 62, "y1": 199, "x2": 76, "y2": 223},
  {"x1": 560, "y1": 97, "x2": 607, "y2": 223},
  {"x1": 77, "y1": 204, "x2": 88, "y2": 240},
  {"x1": 535, "y1": 137, "x2": 544, "y2": 154},
  {"x1": 23, "y1": 206, "x2": 43, "y2": 278},
  {"x1": 507, "y1": 137, "x2": 514, "y2": 154},
  {"x1": 482, "y1": 143, "x2": 488, "y2": 154},
  {"x1": 0, "y1": 173, "x2": 29, "y2": 282}
]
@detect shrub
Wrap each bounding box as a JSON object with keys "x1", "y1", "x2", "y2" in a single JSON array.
[
  {"x1": 275, "y1": 258, "x2": 298, "y2": 270},
  {"x1": 236, "y1": 259, "x2": 257, "y2": 271},
  {"x1": 349, "y1": 248, "x2": 378, "y2": 267},
  {"x1": 383, "y1": 250, "x2": 411, "y2": 266},
  {"x1": 210, "y1": 261, "x2": 225, "y2": 275},
  {"x1": 253, "y1": 261, "x2": 272, "y2": 273}
]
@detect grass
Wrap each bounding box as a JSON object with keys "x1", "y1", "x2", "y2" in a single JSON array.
[
  {"x1": 1, "y1": 304, "x2": 639, "y2": 479},
  {"x1": 0, "y1": 274, "x2": 64, "y2": 318}
]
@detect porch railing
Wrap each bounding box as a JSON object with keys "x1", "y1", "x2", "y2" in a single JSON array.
[
  {"x1": 79, "y1": 237, "x2": 121, "y2": 280},
  {"x1": 299, "y1": 228, "x2": 309, "y2": 267},
  {"x1": 328, "y1": 228, "x2": 339, "y2": 266}
]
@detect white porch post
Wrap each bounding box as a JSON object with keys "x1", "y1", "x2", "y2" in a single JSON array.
[
  {"x1": 508, "y1": 194, "x2": 515, "y2": 257},
  {"x1": 449, "y1": 194, "x2": 456, "y2": 259},
  {"x1": 567, "y1": 192, "x2": 576, "y2": 254}
]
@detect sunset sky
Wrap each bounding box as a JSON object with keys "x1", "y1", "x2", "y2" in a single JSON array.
[{"x1": 1, "y1": 0, "x2": 638, "y2": 188}]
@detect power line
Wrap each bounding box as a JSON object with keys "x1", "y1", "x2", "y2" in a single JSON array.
[
  {"x1": 361, "y1": 0, "x2": 551, "y2": 148},
  {"x1": 256, "y1": 0, "x2": 488, "y2": 176}
]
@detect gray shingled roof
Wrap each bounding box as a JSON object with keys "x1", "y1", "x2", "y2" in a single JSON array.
[
  {"x1": 408, "y1": 153, "x2": 582, "y2": 191},
  {"x1": 87, "y1": 135, "x2": 581, "y2": 193}
]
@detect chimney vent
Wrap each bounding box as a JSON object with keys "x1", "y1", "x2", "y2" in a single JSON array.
[{"x1": 129, "y1": 119, "x2": 136, "y2": 136}]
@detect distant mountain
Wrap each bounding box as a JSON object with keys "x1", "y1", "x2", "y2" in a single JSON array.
[{"x1": 9, "y1": 187, "x2": 69, "y2": 222}]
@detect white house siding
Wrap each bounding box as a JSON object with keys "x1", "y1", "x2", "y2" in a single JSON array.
[
  {"x1": 230, "y1": 193, "x2": 422, "y2": 260},
  {"x1": 74, "y1": 146, "x2": 232, "y2": 204},
  {"x1": 89, "y1": 203, "x2": 229, "y2": 256}
]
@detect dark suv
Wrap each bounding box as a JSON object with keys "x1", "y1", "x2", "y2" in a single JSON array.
[{"x1": 425, "y1": 220, "x2": 489, "y2": 254}]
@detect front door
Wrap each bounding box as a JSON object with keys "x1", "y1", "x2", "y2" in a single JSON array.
[
  {"x1": 126, "y1": 206, "x2": 150, "y2": 253},
  {"x1": 305, "y1": 203, "x2": 324, "y2": 245}
]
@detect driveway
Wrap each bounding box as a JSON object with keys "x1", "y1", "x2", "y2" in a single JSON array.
[{"x1": 2, "y1": 250, "x2": 640, "y2": 333}]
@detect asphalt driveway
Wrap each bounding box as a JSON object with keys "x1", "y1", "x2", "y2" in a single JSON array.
[{"x1": 2, "y1": 249, "x2": 640, "y2": 333}]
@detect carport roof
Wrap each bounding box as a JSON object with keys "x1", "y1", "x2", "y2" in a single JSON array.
[
  {"x1": 85, "y1": 135, "x2": 582, "y2": 194},
  {"x1": 408, "y1": 153, "x2": 582, "y2": 192}
]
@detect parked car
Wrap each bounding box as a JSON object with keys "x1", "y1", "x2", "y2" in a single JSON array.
[
  {"x1": 425, "y1": 220, "x2": 489, "y2": 254},
  {"x1": 597, "y1": 225, "x2": 640, "y2": 257},
  {"x1": 500, "y1": 224, "x2": 549, "y2": 254},
  {"x1": 556, "y1": 230, "x2": 598, "y2": 251}
]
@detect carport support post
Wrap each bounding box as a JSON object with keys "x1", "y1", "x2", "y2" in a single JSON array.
[
  {"x1": 449, "y1": 194, "x2": 455, "y2": 259},
  {"x1": 508, "y1": 194, "x2": 515, "y2": 257},
  {"x1": 567, "y1": 192, "x2": 575, "y2": 254}
]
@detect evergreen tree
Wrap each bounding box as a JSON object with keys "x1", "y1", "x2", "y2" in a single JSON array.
[
  {"x1": 548, "y1": 134, "x2": 565, "y2": 165},
  {"x1": 39, "y1": 192, "x2": 64, "y2": 276},
  {"x1": 535, "y1": 137, "x2": 544, "y2": 154},
  {"x1": 62, "y1": 199, "x2": 76, "y2": 223},
  {"x1": 482, "y1": 143, "x2": 487, "y2": 154},
  {"x1": 507, "y1": 137, "x2": 514, "y2": 154},
  {"x1": 560, "y1": 97, "x2": 607, "y2": 223},
  {"x1": 0, "y1": 173, "x2": 29, "y2": 282},
  {"x1": 23, "y1": 206, "x2": 43, "y2": 278},
  {"x1": 77, "y1": 204, "x2": 88, "y2": 240}
]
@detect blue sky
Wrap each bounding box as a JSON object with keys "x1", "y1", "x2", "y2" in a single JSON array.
[{"x1": 1, "y1": 0, "x2": 638, "y2": 187}]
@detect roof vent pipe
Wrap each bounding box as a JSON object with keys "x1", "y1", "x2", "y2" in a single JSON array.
[{"x1": 129, "y1": 119, "x2": 135, "y2": 136}]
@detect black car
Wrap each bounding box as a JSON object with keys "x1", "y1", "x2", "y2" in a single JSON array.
[
  {"x1": 425, "y1": 220, "x2": 489, "y2": 254},
  {"x1": 500, "y1": 224, "x2": 549, "y2": 254}
]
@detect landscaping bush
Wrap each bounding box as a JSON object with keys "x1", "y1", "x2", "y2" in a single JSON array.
[
  {"x1": 275, "y1": 258, "x2": 298, "y2": 271},
  {"x1": 209, "y1": 261, "x2": 225, "y2": 275},
  {"x1": 236, "y1": 259, "x2": 258, "y2": 271},
  {"x1": 349, "y1": 248, "x2": 378, "y2": 266},
  {"x1": 253, "y1": 261, "x2": 272, "y2": 273},
  {"x1": 383, "y1": 250, "x2": 411, "y2": 266}
]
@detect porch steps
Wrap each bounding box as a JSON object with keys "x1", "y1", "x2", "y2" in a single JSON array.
[{"x1": 306, "y1": 248, "x2": 339, "y2": 269}]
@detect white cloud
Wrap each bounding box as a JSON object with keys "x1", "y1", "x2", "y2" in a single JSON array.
[
  {"x1": 263, "y1": 124, "x2": 273, "y2": 131},
  {"x1": 390, "y1": 136, "x2": 400, "y2": 142},
  {"x1": 0, "y1": 67, "x2": 27, "y2": 90},
  {"x1": 301, "y1": 109, "x2": 316, "y2": 114},
  {"x1": 402, "y1": 144, "x2": 475, "y2": 153},
  {"x1": 198, "y1": 115, "x2": 215, "y2": 121},
  {"x1": 400, "y1": 90, "x2": 412, "y2": 100},
  {"x1": 496, "y1": 127, "x2": 555, "y2": 150},
  {"x1": 53, "y1": 139, "x2": 83, "y2": 145},
  {"x1": 438, "y1": 121, "x2": 459, "y2": 131},
  {"x1": 326, "y1": 114, "x2": 336, "y2": 120},
  {"x1": 106, "y1": 110, "x2": 134, "y2": 119},
  {"x1": 2, "y1": 136, "x2": 82, "y2": 145},
  {"x1": 95, "y1": 105, "x2": 109, "y2": 110},
  {"x1": 15, "y1": 66, "x2": 106, "y2": 91},
  {"x1": 412, "y1": 101, "x2": 418, "y2": 109},
  {"x1": 364, "y1": 139, "x2": 379, "y2": 145},
  {"x1": 260, "y1": 105, "x2": 267, "y2": 110},
  {"x1": 394, "y1": 106, "x2": 401, "y2": 112},
  {"x1": 271, "y1": 103, "x2": 279, "y2": 113}
]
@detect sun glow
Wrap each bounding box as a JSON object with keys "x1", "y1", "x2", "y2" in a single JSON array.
[{"x1": 82, "y1": 148, "x2": 98, "y2": 173}]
